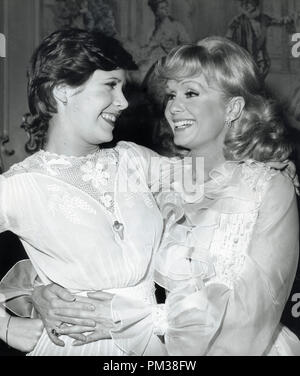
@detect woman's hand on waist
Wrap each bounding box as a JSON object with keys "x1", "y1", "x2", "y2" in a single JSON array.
[
  {"x1": 55, "y1": 291, "x2": 115, "y2": 345},
  {"x1": 32, "y1": 283, "x2": 97, "y2": 346}
]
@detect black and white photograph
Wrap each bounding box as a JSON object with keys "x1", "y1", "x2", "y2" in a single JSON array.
[{"x1": 0, "y1": 0, "x2": 300, "y2": 359}]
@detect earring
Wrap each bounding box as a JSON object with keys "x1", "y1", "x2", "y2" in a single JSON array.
[{"x1": 225, "y1": 119, "x2": 233, "y2": 128}]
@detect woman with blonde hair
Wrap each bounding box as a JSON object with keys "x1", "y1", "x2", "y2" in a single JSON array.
[
  {"x1": 49, "y1": 36, "x2": 300, "y2": 356},
  {"x1": 2, "y1": 36, "x2": 300, "y2": 356},
  {"x1": 151, "y1": 36, "x2": 300, "y2": 355}
]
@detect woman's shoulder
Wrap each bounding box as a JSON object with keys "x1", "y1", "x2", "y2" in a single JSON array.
[
  {"x1": 206, "y1": 160, "x2": 296, "y2": 210},
  {"x1": 3, "y1": 152, "x2": 41, "y2": 179},
  {"x1": 238, "y1": 160, "x2": 279, "y2": 186},
  {"x1": 116, "y1": 141, "x2": 160, "y2": 159},
  {"x1": 232, "y1": 160, "x2": 296, "y2": 204},
  {"x1": 209, "y1": 159, "x2": 278, "y2": 188}
]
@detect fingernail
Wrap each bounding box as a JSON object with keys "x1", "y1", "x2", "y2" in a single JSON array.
[
  {"x1": 72, "y1": 340, "x2": 84, "y2": 346},
  {"x1": 86, "y1": 321, "x2": 96, "y2": 327}
]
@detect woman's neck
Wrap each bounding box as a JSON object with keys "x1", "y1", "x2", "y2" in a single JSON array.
[
  {"x1": 45, "y1": 119, "x2": 99, "y2": 157},
  {"x1": 189, "y1": 146, "x2": 226, "y2": 181}
]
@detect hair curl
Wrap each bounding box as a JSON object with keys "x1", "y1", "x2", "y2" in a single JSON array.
[
  {"x1": 156, "y1": 36, "x2": 293, "y2": 162},
  {"x1": 27, "y1": 28, "x2": 137, "y2": 125}
]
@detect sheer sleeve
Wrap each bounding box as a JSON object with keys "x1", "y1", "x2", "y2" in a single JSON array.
[
  {"x1": 160, "y1": 173, "x2": 300, "y2": 355},
  {"x1": 119, "y1": 142, "x2": 190, "y2": 197},
  {"x1": 0, "y1": 175, "x2": 41, "y2": 318},
  {"x1": 0, "y1": 260, "x2": 42, "y2": 318}
]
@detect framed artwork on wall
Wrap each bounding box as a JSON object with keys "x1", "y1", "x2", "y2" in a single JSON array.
[
  {"x1": 36, "y1": 1, "x2": 300, "y2": 129},
  {"x1": 39, "y1": 0, "x2": 299, "y2": 75}
]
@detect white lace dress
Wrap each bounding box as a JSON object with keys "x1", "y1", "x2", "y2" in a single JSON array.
[{"x1": 0, "y1": 141, "x2": 168, "y2": 356}]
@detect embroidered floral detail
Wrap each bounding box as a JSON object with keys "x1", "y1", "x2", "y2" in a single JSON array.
[
  {"x1": 39, "y1": 155, "x2": 72, "y2": 176},
  {"x1": 241, "y1": 160, "x2": 277, "y2": 202},
  {"x1": 100, "y1": 193, "x2": 113, "y2": 209},
  {"x1": 81, "y1": 160, "x2": 110, "y2": 188},
  {"x1": 4, "y1": 156, "x2": 33, "y2": 177},
  {"x1": 47, "y1": 185, "x2": 96, "y2": 224}
]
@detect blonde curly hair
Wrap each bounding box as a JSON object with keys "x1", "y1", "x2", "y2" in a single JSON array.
[{"x1": 156, "y1": 36, "x2": 293, "y2": 162}]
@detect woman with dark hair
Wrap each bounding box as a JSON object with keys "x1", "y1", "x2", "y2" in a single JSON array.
[
  {"x1": 27, "y1": 37, "x2": 300, "y2": 356},
  {"x1": 0, "y1": 28, "x2": 175, "y2": 356},
  {"x1": 2, "y1": 34, "x2": 299, "y2": 356}
]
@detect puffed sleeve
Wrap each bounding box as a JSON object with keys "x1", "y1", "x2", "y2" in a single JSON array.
[
  {"x1": 161, "y1": 173, "x2": 300, "y2": 356},
  {"x1": 0, "y1": 260, "x2": 42, "y2": 318},
  {"x1": 119, "y1": 141, "x2": 191, "y2": 194},
  {"x1": 0, "y1": 175, "x2": 41, "y2": 317}
]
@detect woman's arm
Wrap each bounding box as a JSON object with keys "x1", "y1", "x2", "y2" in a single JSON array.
[
  {"x1": 31, "y1": 285, "x2": 113, "y2": 345},
  {"x1": 161, "y1": 172, "x2": 299, "y2": 355},
  {"x1": 0, "y1": 305, "x2": 43, "y2": 353}
]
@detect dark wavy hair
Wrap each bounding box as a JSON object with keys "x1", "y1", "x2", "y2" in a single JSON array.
[
  {"x1": 156, "y1": 36, "x2": 293, "y2": 162},
  {"x1": 27, "y1": 28, "x2": 137, "y2": 125}
]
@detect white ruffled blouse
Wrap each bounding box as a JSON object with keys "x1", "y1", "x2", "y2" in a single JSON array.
[
  {"x1": 153, "y1": 160, "x2": 300, "y2": 356},
  {"x1": 109, "y1": 160, "x2": 300, "y2": 356}
]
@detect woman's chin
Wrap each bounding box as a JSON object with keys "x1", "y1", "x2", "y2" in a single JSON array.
[
  {"x1": 174, "y1": 135, "x2": 192, "y2": 149},
  {"x1": 96, "y1": 131, "x2": 114, "y2": 144}
]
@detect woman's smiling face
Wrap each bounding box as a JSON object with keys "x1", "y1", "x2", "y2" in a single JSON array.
[
  {"x1": 63, "y1": 69, "x2": 128, "y2": 146},
  {"x1": 164, "y1": 75, "x2": 227, "y2": 151}
]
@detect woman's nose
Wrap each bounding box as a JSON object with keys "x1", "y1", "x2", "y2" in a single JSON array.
[
  {"x1": 168, "y1": 98, "x2": 185, "y2": 114},
  {"x1": 114, "y1": 90, "x2": 129, "y2": 111}
]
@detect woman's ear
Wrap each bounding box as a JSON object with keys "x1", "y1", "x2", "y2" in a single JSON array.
[
  {"x1": 53, "y1": 84, "x2": 68, "y2": 106},
  {"x1": 226, "y1": 97, "x2": 245, "y2": 122}
]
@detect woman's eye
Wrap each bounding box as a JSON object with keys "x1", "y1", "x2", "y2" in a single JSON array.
[
  {"x1": 106, "y1": 82, "x2": 117, "y2": 89},
  {"x1": 185, "y1": 90, "x2": 198, "y2": 98},
  {"x1": 165, "y1": 93, "x2": 175, "y2": 101}
]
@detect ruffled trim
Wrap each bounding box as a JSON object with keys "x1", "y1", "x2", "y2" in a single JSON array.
[
  {"x1": 38, "y1": 148, "x2": 102, "y2": 161},
  {"x1": 109, "y1": 282, "x2": 231, "y2": 356},
  {"x1": 155, "y1": 160, "x2": 278, "y2": 291},
  {"x1": 110, "y1": 294, "x2": 165, "y2": 356},
  {"x1": 0, "y1": 260, "x2": 42, "y2": 317},
  {"x1": 164, "y1": 282, "x2": 231, "y2": 356}
]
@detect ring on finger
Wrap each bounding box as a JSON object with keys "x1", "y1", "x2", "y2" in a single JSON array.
[{"x1": 51, "y1": 328, "x2": 60, "y2": 337}]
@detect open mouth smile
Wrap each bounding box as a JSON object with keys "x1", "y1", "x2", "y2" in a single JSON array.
[
  {"x1": 173, "y1": 120, "x2": 195, "y2": 130},
  {"x1": 101, "y1": 112, "x2": 119, "y2": 127}
]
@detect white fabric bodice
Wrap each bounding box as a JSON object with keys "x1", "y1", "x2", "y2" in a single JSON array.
[
  {"x1": 0, "y1": 142, "x2": 163, "y2": 293},
  {"x1": 153, "y1": 160, "x2": 300, "y2": 356}
]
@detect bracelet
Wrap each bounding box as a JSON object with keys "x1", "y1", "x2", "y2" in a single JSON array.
[{"x1": 5, "y1": 316, "x2": 12, "y2": 347}]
